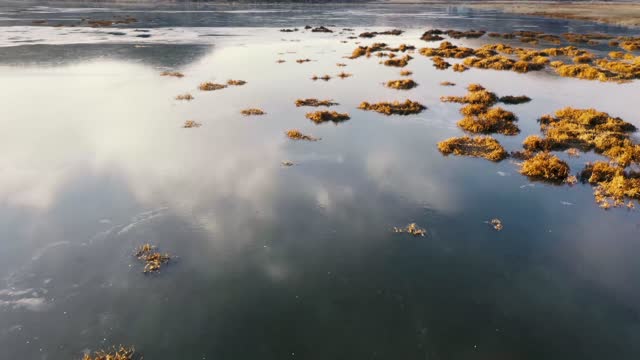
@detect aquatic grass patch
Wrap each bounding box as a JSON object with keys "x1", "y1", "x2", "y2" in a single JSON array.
[
  {"x1": 393, "y1": 223, "x2": 426, "y2": 237},
  {"x1": 295, "y1": 99, "x2": 338, "y2": 107},
  {"x1": 385, "y1": 79, "x2": 417, "y2": 90},
  {"x1": 383, "y1": 54, "x2": 412, "y2": 67},
  {"x1": 82, "y1": 346, "x2": 136, "y2": 360},
  {"x1": 227, "y1": 79, "x2": 247, "y2": 86},
  {"x1": 199, "y1": 82, "x2": 227, "y2": 91},
  {"x1": 241, "y1": 108, "x2": 265, "y2": 116},
  {"x1": 519, "y1": 152, "x2": 570, "y2": 182},
  {"x1": 135, "y1": 244, "x2": 171, "y2": 273},
  {"x1": 286, "y1": 129, "x2": 319, "y2": 141},
  {"x1": 437, "y1": 136, "x2": 507, "y2": 162},
  {"x1": 358, "y1": 100, "x2": 426, "y2": 115},
  {"x1": 305, "y1": 111, "x2": 350, "y2": 124},
  {"x1": 175, "y1": 93, "x2": 194, "y2": 101}
]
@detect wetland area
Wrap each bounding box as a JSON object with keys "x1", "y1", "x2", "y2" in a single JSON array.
[{"x1": 1, "y1": 1, "x2": 640, "y2": 359}]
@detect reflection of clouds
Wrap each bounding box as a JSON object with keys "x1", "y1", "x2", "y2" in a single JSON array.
[{"x1": 0, "y1": 287, "x2": 49, "y2": 312}]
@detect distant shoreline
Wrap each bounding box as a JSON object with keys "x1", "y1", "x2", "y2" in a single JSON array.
[{"x1": 377, "y1": 1, "x2": 640, "y2": 28}]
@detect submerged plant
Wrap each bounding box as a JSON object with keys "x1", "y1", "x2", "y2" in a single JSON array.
[
  {"x1": 358, "y1": 100, "x2": 426, "y2": 115},
  {"x1": 437, "y1": 136, "x2": 507, "y2": 162},
  {"x1": 286, "y1": 129, "x2": 319, "y2": 141},
  {"x1": 393, "y1": 223, "x2": 426, "y2": 236},
  {"x1": 305, "y1": 111, "x2": 350, "y2": 124},
  {"x1": 182, "y1": 120, "x2": 201, "y2": 128},
  {"x1": 82, "y1": 346, "x2": 136, "y2": 360},
  {"x1": 135, "y1": 244, "x2": 171, "y2": 273},
  {"x1": 160, "y1": 71, "x2": 184, "y2": 78},
  {"x1": 175, "y1": 93, "x2": 194, "y2": 101},
  {"x1": 241, "y1": 108, "x2": 265, "y2": 116},
  {"x1": 295, "y1": 98, "x2": 338, "y2": 107},
  {"x1": 199, "y1": 82, "x2": 227, "y2": 91},
  {"x1": 385, "y1": 79, "x2": 417, "y2": 90}
]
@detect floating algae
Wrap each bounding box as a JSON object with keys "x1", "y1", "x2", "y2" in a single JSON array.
[
  {"x1": 383, "y1": 54, "x2": 412, "y2": 67},
  {"x1": 296, "y1": 58, "x2": 312, "y2": 63},
  {"x1": 490, "y1": 218, "x2": 503, "y2": 231},
  {"x1": 199, "y1": 82, "x2": 227, "y2": 91},
  {"x1": 305, "y1": 111, "x2": 350, "y2": 124},
  {"x1": 358, "y1": 100, "x2": 426, "y2": 115},
  {"x1": 519, "y1": 152, "x2": 570, "y2": 182},
  {"x1": 421, "y1": 29, "x2": 444, "y2": 41},
  {"x1": 160, "y1": 71, "x2": 184, "y2": 78},
  {"x1": 359, "y1": 29, "x2": 403, "y2": 38},
  {"x1": 276, "y1": 59, "x2": 286, "y2": 63},
  {"x1": 431, "y1": 56, "x2": 451, "y2": 70},
  {"x1": 311, "y1": 26, "x2": 333, "y2": 33},
  {"x1": 82, "y1": 346, "x2": 136, "y2": 360},
  {"x1": 182, "y1": 120, "x2": 201, "y2": 128},
  {"x1": 241, "y1": 108, "x2": 265, "y2": 116},
  {"x1": 135, "y1": 244, "x2": 171, "y2": 273},
  {"x1": 393, "y1": 223, "x2": 426, "y2": 237},
  {"x1": 445, "y1": 29, "x2": 486, "y2": 39},
  {"x1": 286, "y1": 129, "x2": 319, "y2": 141},
  {"x1": 227, "y1": 79, "x2": 247, "y2": 86},
  {"x1": 385, "y1": 79, "x2": 417, "y2": 90},
  {"x1": 452, "y1": 63, "x2": 469, "y2": 72},
  {"x1": 440, "y1": 81, "x2": 456, "y2": 86},
  {"x1": 175, "y1": 93, "x2": 194, "y2": 101},
  {"x1": 457, "y1": 107, "x2": 520, "y2": 135},
  {"x1": 419, "y1": 41, "x2": 474, "y2": 58},
  {"x1": 337, "y1": 72, "x2": 352, "y2": 79},
  {"x1": 349, "y1": 43, "x2": 388, "y2": 59},
  {"x1": 437, "y1": 136, "x2": 507, "y2": 162},
  {"x1": 441, "y1": 84, "x2": 498, "y2": 106},
  {"x1": 295, "y1": 98, "x2": 338, "y2": 107},
  {"x1": 399, "y1": 69, "x2": 413, "y2": 76},
  {"x1": 523, "y1": 108, "x2": 638, "y2": 167},
  {"x1": 580, "y1": 161, "x2": 640, "y2": 208}
]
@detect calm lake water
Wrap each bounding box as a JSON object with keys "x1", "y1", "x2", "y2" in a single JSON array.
[{"x1": 1, "y1": 2, "x2": 640, "y2": 359}]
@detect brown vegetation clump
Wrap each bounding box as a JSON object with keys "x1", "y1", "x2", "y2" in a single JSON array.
[
  {"x1": 336, "y1": 63, "x2": 347, "y2": 67},
  {"x1": 305, "y1": 111, "x2": 350, "y2": 124},
  {"x1": 499, "y1": 95, "x2": 531, "y2": 104},
  {"x1": 199, "y1": 82, "x2": 227, "y2": 91},
  {"x1": 182, "y1": 120, "x2": 201, "y2": 128},
  {"x1": 383, "y1": 54, "x2": 412, "y2": 67},
  {"x1": 160, "y1": 71, "x2": 184, "y2": 78},
  {"x1": 441, "y1": 84, "x2": 498, "y2": 106},
  {"x1": 519, "y1": 152, "x2": 570, "y2": 182},
  {"x1": 386, "y1": 79, "x2": 418, "y2": 90},
  {"x1": 620, "y1": 40, "x2": 640, "y2": 52},
  {"x1": 419, "y1": 41, "x2": 474, "y2": 58},
  {"x1": 227, "y1": 79, "x2": 247, "y2": 86},
  {"x1": 241, "y1": 108, "x2": 265, "y2": 116},
  {"x1": 490, "y1": 218, "x2": 503, "y2": 231},
  {"x1": 393, "y1": 223, "x2": 426, "y2": 237},
  {"x1": 349, "y1": 43, "x2": 388, "y2": 59},
  {"x1": 437, "y1": 136, "x2": 507, "y2": 162},
  {"x1": 421, "y1": 29, "x2": 444, "y2": 41},
  {"x1": 135, "y1": 244, "x2": 171, "y2": 273},
  {"x1": 296, "y1": 58, "x2": 312, "y2": 63},
  {"x1": 457, "y1": 107, "x2": 520, "y2": 135},
  {"x1": 295, "y1": 98, "x2": 338, "y2": 107},
  {"x1": 337, "y1": 72, "x2": 352, "y2": 79},
  {"x1": 580, "y1": 161, "x2": 640, "y2": 208},
  {"x1": 440, "y1": 81, "x2": 455, "y2": 86},
  {"x1": 359, "y1": 29, "x2": 403, "y2": 38},
  {"x1": 82, "y1": 346, "x2": 135, "y2": 360},
  {"x1": 432, "y1": 56, "x2": 451, "y2": 69},
  {"x1": 276, "y1": 59, "x2": 286, "y2": 63},
  {"x1": 445, "y1": 29, "x2": 486, "y2": 39},
  {"x1": 573, "y1": 54, "x2": 595, "y2": 64},
  {"x1": 286, "y1": 129, "x2": 319, "y2": 141},
  {"x1": 311, "y1": 74, "x2": 331, "y2": 81},
  {"x1": 175, "y1": 93, "x2": 194, "y2": 101},
  {"x1": 452, "y1": 63, "x2": 468, "y2": 72},
  {"x1": 311, "y1": 26, "x2": 333, "y2": 33},
  {"x1": 399, "y1": 69, "x2": 412, "y2": 76},
  {"x1": 358, "y1": 100, "x2": 426, "y2": 115}
]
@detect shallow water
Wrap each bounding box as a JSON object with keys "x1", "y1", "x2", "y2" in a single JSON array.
[{"x1": 1, "y1": 2, "x2": 640, "y2": 360}]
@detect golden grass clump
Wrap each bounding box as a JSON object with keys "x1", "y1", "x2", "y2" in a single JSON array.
[
  {"x1": 286, "y1": 129, "x2": 319, "y2": 141},
  {"x1": 457, "y1": 107, "x2": 520, "y2": 135},
  {"x1": 452, "y1": 63, "x2": 468, "y2": 72},
  {"x1": 305, "y1": 111, "x2": 350, "y2": 124},
  {"x1": 241, "y1": 108, "x2": 265, "y2": 116},
  {"x1": 82, "y1": 346, "x2": 135, "y2": 360},
  {"x1": 519, "y1": 152, "x2": 570, "y2": 182},
  {"x1": 383, "y1": 54, "x2": 412, "y2": 67},
  {"x1": 419, "y1": 41, "x2": 475, "y2": 58},
  {"x1": 555, "y1": 64, "x2": 609, "y2": 81},
  {"x1": 295, "y1": 98, "x2": 338, "y2": 107},
  {"x1": 227, "y1": 79, "x2": 246, "y2": 86},
  {"x1": 440, "y1": 81, "x2": 455, "y2": 86},
  {"x1": 437, "y1": 136, "x2": 507, "y2": 162},
  {"x1": 620, "y1": 40, "x2": 640, "y2": 52},
  {"x1": 358, "y1": 100, "x2": 426, "y2": 115},
  {"x1": 431, "y1": 56, "x2": 451, "y2": 69},
  {"x1": 580, "y1": 161, "x2": 640, "y2": 209},
  {"x1": 349, "y1": 43, "x2": 388, "y2": 59},
  {"x1": 182, "y1": 120, "x2": 201, "y2": 128},
  {"x1": 421, "y1": 29, "x2": 444, "y2": 41},
  {"x1": 199, "y1": 82, "x2": 227, "y2": 91},
  {"x1": 160, "y1": 71, "x2": 184, "y2": 78},
  {"x1": 499, "y1": 95, "x2": 531, "y2": 104},
  {"x1": 135, "y1": 244, "x2": 171, "y2": 273},
  {"x1": 393, "y1": 223, "x2": 426, "y2": 237},
  {"x1": 399, "y1": 69, "x2": 412, "y2": 76},
  {"x1": 386, "y1": 79, "x2": 417, "y2": 90},
  {"x1": 573, "y1": 54, "x2": 595, "y2": 64},
  {"x1": 441, "y1": 85, "x2": 498, "y2": 107},
  {"x1": 175, "y1": 93, "x2": 194, "y2": 101}
]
